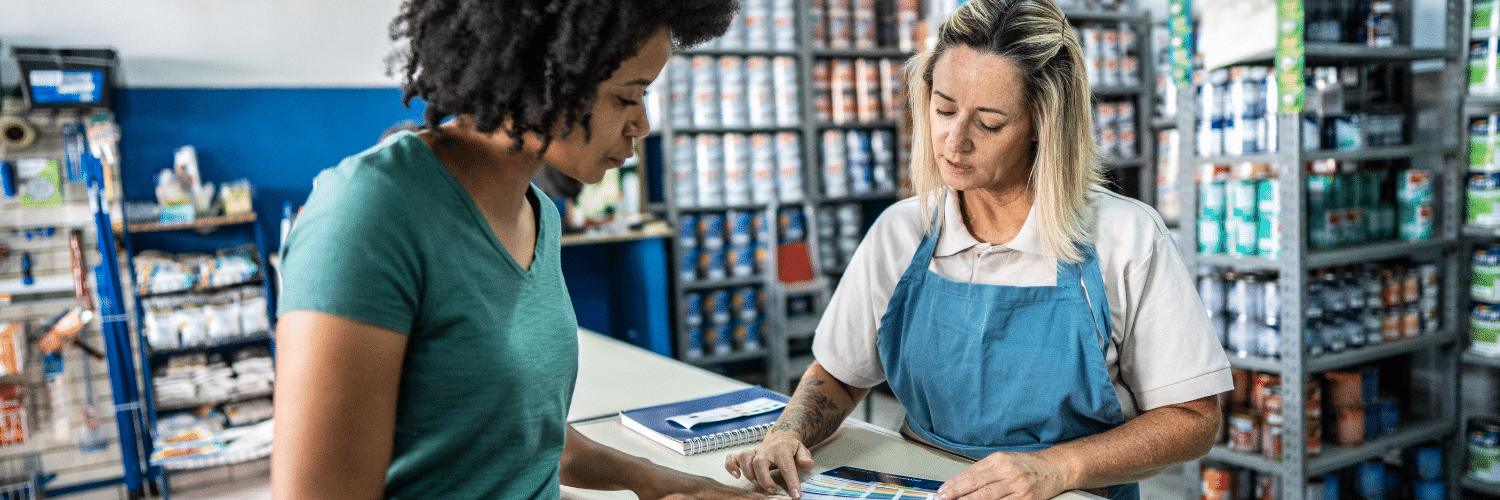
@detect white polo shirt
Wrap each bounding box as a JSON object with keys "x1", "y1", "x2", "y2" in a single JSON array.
[{"x1": 813, "y1": 187, "x2": 1232, "y2": 418}]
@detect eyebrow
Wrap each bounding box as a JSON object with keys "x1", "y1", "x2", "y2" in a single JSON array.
[
  {"x1": 620, "y1": 78, "x2": 654, "y2": 87},
  {"x1": 932, "y1": 90, "x2": 1007, "y2": 116}
]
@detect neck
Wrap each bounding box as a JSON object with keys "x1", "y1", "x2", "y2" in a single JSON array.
[
  {"x1": 957, "y1": 181, "x2": 1033, "y2": 245},
  {"x1": 423, "y1": 119, "x2": 543, "y2": 214}
]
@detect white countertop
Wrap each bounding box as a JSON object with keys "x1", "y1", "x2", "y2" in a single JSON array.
[{"x1": 564, "y1": 329, "x2": 1104, "y2": 500}]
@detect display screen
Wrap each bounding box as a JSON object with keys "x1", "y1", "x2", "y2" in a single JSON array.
[{"x1": 26, "y1": 69, "x2": 106, "y2": 104}]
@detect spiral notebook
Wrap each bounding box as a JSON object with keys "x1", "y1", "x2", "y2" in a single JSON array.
[{"x1": 618, "y1": 386, "x2": 789, "y2": 455}]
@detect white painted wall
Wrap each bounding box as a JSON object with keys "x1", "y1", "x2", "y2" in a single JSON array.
[{"x1": 1, "y1": 0, "x2": 406, "y2": 88}]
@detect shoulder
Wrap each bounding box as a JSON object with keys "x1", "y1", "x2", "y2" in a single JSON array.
[
  {"x1": 864, "y1": 196, "x2": 929, "y2": 253},
  {"x1": 307, "y1": 133, "x2": 445, "y2": 218},
  {"x1": 1086, "y1": 187, "x2": 1173, "y2": 273}
]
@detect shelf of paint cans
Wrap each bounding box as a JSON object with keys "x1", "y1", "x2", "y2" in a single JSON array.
[
  {"x1": 1203, "y1": 262, "x2": 1447, "y2": 369},
  {"x1": 1308, "y1": 419, "x2": 1452, "y2": 476},
  {"x1": 1206, "y1": 445, "x2": 1289, "y2": 475},
  {"x1": 1464, "y1": 476, "x2": 1500, "y2": 495},
  {"x1": 1467, "y1": 94, "x2": 1500, "y2": 110},
  {"x1": 1464, "y1": 224, "x2": 1500, "y2": 238},
  {"x1": 1227, "y1": 44, "x2": 1451, "y2": 69},
  {"x1": 1307, "y1": 144, "x2": 1457, "y2": 163},
  {"x1": 678, "y1": 48, "x2": 801, "y2": 58},
  {"x1": 1061, "y1": 9, "x2": 1147, "y2": 23},
  {"x1": 1466, "y1": 350, "x2": 1500, "y2": 368},
  {"x1": 672, "y1": 125, "x2": 804, "y2": 135},
  {"x1": 1222, "y1": 330, "x2": 1455, "y2": 379},
  {"x1": 683, "y1": 348, "x2": 770, "y2": 368},
  {"x1": 680, "y1": 276, "x2": 766, "y2": 292},
  {"x1": 678, "y1": 285, "x2": 769, "y2": 361},
  {"x1": 1210, "y1": 372, "x2": 1450, "y2": 476},
  {"x1": 810, "y1": 48, "x2": 913, "y2": 59},
  {"x1": 1091, "y1": 85, "x2": 1151, "y2": 97}
]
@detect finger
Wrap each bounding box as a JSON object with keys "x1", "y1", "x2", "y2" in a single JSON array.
[
  {"x1": 951, "y1": 482, "x2": 1020, "y2": 500},
  {"x1": 937, "y1": 468, "x2": 989, "y2": 500},
  {"x1": 794, "y1": 445, "x2": 815, "y2": 470},
  {"x1": 725, "y1": 453, "x2": 742, "y2": 479},
  {"x1": 752, "y1": 455, "x2": 781, "y2": 494},
  {"x1": 775, "y1": 454, "x2": 802, "y2": 499}
]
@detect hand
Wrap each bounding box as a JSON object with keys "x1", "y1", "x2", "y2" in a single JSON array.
[
  {"x1": 724, "y1": 432, "x2": 815, "y2": 498},
  {"x1": 638, "y1": 469, "x2": 768, "y2": 500},
  {"x1": 936, "y1": 451, "x2": 1069, "y2": 500}
]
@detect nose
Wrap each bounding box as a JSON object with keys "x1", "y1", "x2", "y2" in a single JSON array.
[
  {"x1": 943, "y1": 121, "x2": 971, "y2": 155},
  {"x1": 625, "y1": 107, "x2": 650, "y2": 138}
]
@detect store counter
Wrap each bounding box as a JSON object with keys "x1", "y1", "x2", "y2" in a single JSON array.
[{"x1": 566, "y1": 329, "x2": 1104, "y2": 500}]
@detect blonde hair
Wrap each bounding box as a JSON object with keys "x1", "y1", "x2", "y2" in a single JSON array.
[{"x1": 906, "y1": 0, "x2": 1102, "y2": 263}]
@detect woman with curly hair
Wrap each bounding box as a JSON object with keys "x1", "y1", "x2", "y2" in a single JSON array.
[{"x1": 271, "y1": 1, "x2": 758, "y2": 498}]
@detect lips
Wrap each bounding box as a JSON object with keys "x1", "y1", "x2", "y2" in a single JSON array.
[{"x1": 945, "y1": 158, "x2": 973, "y2": 171}]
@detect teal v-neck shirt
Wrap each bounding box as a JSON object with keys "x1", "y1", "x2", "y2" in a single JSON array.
[{"x1": 279, "y1": 131, "x2": 579, "y2": 499}]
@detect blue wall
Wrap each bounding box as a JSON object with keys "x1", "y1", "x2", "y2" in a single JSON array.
[
  {"x1": 115, "y1": 88, "x2": 426, "y2": 247},
  {"x1": 111, "y1": 88, "x2": 668, "y2": 351}
]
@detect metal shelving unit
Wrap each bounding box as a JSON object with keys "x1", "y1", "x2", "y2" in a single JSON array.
[
  {"x1": 116, "y1": 211, "x2": 278, "y2": 485},
  {"x1": 1463, "y1": 0, "x2": 1500, "y2": 494},
  {"x1": 1173, "y1": 0, "x2": 1467, "y2": 496},
  {"x1": 658, "y1": 0, "x2": 917, "y2": 394}
]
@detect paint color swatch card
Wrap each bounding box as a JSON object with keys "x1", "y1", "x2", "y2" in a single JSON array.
[
  {"x1": 618, "y1": 386, "x2": 789, "y2": 455},
  {"x1": 799, "y1": 466, "x2": 945, "y2": 499}
]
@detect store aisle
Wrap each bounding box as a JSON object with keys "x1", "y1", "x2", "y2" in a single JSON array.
[{"x1": 58, "y1": 392, "x2": 1185, "y2": 499}]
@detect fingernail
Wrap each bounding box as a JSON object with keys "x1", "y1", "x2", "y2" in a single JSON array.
[{"x1": 730, "y1": 470, "x2": 739, "y2": 479}]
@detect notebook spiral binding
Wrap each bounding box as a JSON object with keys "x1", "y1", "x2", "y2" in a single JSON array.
[{"x1": 683, "y1": 422, "x2": 776, "y2": 455}]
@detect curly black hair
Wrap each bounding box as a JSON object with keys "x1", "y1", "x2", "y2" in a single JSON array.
[{"x1": 390, "y1": 0, "x2": 738, "y2": 154}]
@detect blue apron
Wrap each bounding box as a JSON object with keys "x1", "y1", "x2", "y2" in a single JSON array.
[{"x1": 875, "y1": 207, "x2": 1140, "y2": 500}]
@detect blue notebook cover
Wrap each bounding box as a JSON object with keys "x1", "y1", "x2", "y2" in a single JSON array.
[{"x1": 618, "y1": 386, "x2": 789, "y2": 455}]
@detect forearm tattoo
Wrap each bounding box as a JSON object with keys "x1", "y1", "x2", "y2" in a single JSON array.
[{"x1": 770, "y1": 376, "x2": 848, "y2": 446}]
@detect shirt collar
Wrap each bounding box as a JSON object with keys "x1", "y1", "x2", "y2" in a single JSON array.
[{"x1": 932, "y1": 188, "x2": 1052, "y2": 258}]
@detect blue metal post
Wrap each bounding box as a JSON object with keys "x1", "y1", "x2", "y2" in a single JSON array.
[{"x1": 83, "y1": 145, "x2": 152, "y2": 496}]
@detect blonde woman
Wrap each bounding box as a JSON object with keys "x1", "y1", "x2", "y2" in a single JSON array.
[{"x1": 725, "y1": 0, "x2": 1230, "y2": 499}]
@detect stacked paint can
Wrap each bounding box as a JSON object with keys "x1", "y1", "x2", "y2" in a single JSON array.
[
  {"x1": 1197, "y1": 164, "x2": 1279, "y2": 258},
  {"x1": 1194, "y1": 66, "x2": 1278, "y2": 157},
  {"x1": 711, "y1": 0, "x2": 798, "y2": 51},
  {"x1": 1222, "y1": 370, "x2": 1325, "y2": 464},
  {"x1": 814, "y1": 203, "x2": 866, "y2": 273},
  {"x1": 822, "y1": 129, "x2": 898, "y2": 197},
  {"x1": 1199, "y1": 462, "x2": 1280, "y2": 500},
  {"x1": 1470, "y1": 417, "x2": 1500, "y2": 483},
  {"x1": 1306, "y1": 445, "x2": 1446, "y2": 500},
  {"x1": 670, "y1": 132, "x2": 804, "y2": 208},
  {"x1": 673, "y1": 54, "x2": 802, "y2": 130},
  {"x1": 1396, "y1": 169, "x2": 1434, "y2": 241},
  {"x1": 1092, "y1": 100, "x2": 1138, "y2": 159},
  {"x1": 678, "y1": 210, "x2": 774, "y2": 283},
  {"x1": 681, "y1": 286, "x2": 765, "y2": 358},
  {"x1": 1305, "y1": 161, "x2": 1400, "y2": 249},
  {"x1": 1305, "y1": 262, "x2": 1439, "y2": 357},
  {"x1": 1208, "y1": 271, "x2": 1282, "y2": 359},
  {"x1": 1473, "y1": 0, "x2": 1500, "y2": 95},
  {"x1": 812, "y1": 58, "x2": 905, "y2": 125},
  {"x1": 1473, "y1": 245, "x2": 1500, "y2": 355},
  {"x1": 807, "y1": 0, "x2": 922, "y2": 51},
  {"x1": 1472, "y1": 115, "x2": 1500, "y2": 226},
  {"x1": 1075, "y1": 22, "x2": 1141, "y2": 90}
]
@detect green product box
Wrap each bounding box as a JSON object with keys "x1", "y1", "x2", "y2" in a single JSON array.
[
  {"x1": 17, "y1": 158, "x2": 62, "y2": 208},
  {"x1": 1473, "y1": 39, "x2": 1494, "y2": 88},
  {"x1": 1476, "y1": 0, "x2": 1495, "y2": 30},
  {"x1": 1257, "y1": 214, "x2": 1280, "y2": 259},
  {"x1": 1473, "y1": 115, "x2": 1496, "y2": 169}
]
